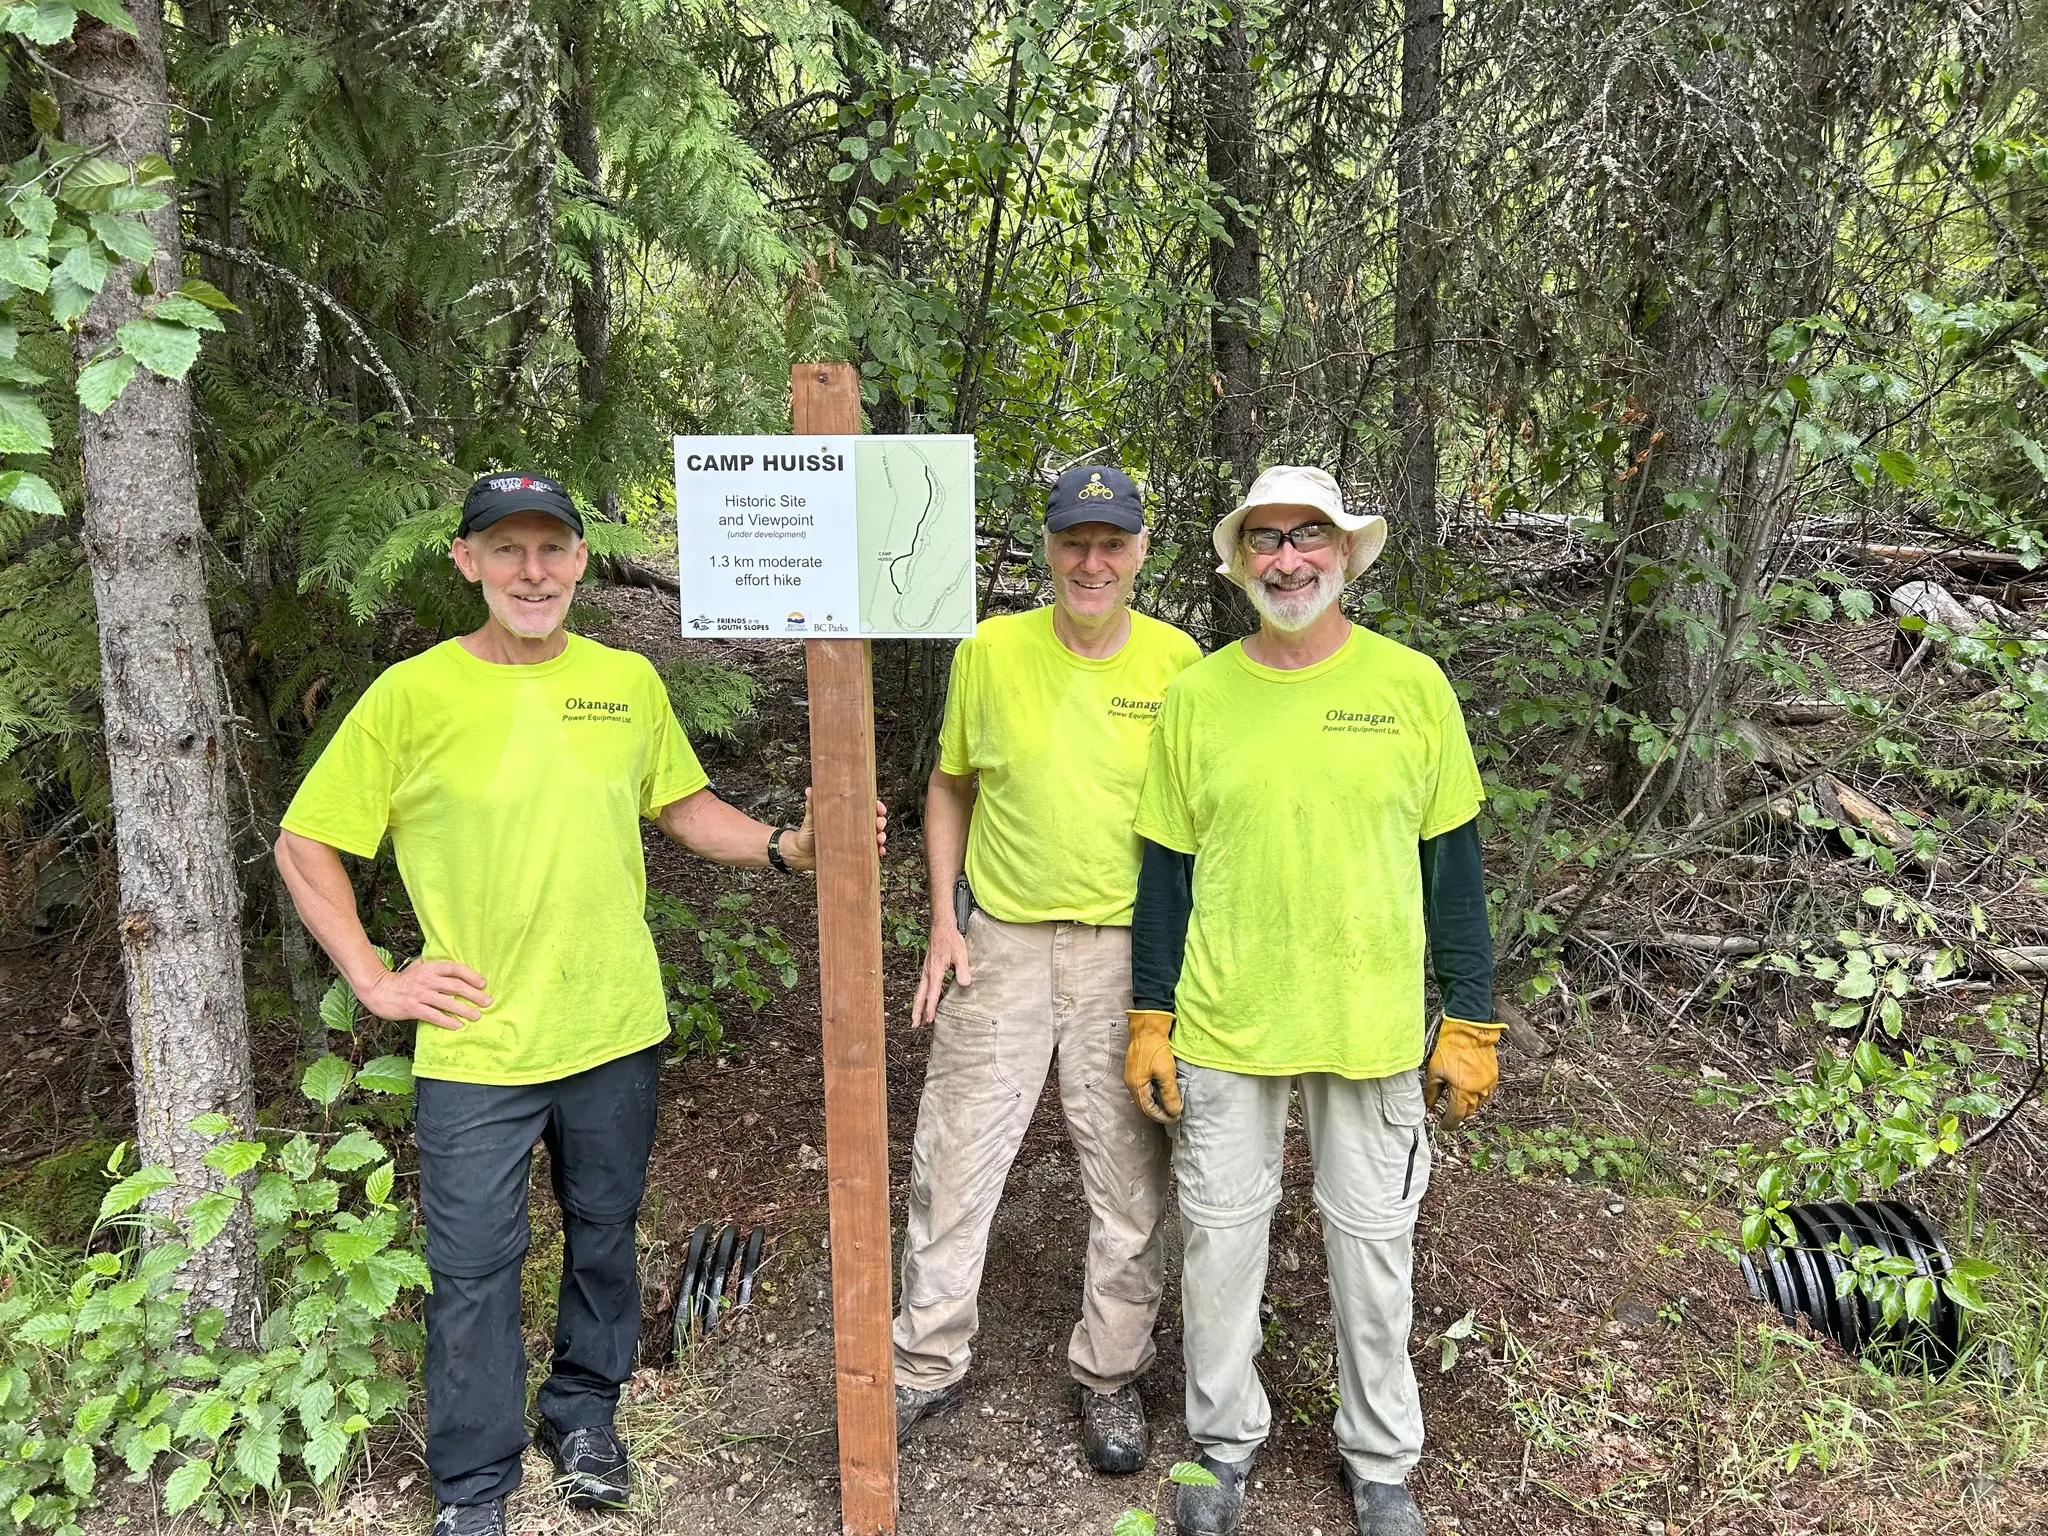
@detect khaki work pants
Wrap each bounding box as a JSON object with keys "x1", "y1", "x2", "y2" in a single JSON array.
[
  {"x1": 894, "y1": 913, "x2": 1171, "y2": 1393},
  {"x1": 1174, "y1": 1062, "x2": 1430, "y2": 1484}
]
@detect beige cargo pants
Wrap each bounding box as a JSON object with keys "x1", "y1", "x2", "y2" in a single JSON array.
[
  {"x1": 1174, "y1": 1061, "x2": 1430, "y2": 1484},
  {"x1": 893, "y1": 912, "x2": 1171, "y2": 1393}
]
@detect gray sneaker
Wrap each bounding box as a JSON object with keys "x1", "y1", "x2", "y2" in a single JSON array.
[
  {"x1": 1342, "y1": 1465, "x2": 1426, "y2": 1536},
  {"x1": 894, "y1": 1380, "x2": 963, "y2": 1441},
  {"x1": 534, "y1": 1419, "x2": 630, "y2": 1509},
  {"x1": 431, "y1": 1499, "x2": 506, "y2": 1536},
  {"x1": 1077, "y1": 1384, "x2": 1148, "y2": 1474},
  {"x1": 1173, "y1": 1451, "x2": 1253, "y2": 1535}
]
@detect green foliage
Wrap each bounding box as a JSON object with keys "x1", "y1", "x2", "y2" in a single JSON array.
[
  {"x1": 656, "y1": 656, "x2": 760, "y2": 742},
  {"x1": 0, "y1": 1055, "x2": 423, "y2": 1532},
  {"x1": 1463, "y1": 1124, "x2": 1659, "y2": 1190},
  {"x1": 645, "y1": 890, "x2": 798, "y2": 1058}
]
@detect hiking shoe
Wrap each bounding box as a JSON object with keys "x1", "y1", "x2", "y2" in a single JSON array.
[
  {"x1": 1342, "y1": 1465, "x2": 1426, "y2": 1536},
  {"x1": 534, "y1": 1419, "x2": 630, "y2": 1509},
  {"x1": 1078, "y1": 1384, "x2": 1149, "y2": 1474},
  {"x1": 1173, "y1": 1452, "x2": 1253, "y2": 1535},
  {"x1": 431, "y1": 1499, "x2": 506, "y2": 1536},
  {"x1": 895, "y1": 1381, "x2": 964, "y2": 1442}
]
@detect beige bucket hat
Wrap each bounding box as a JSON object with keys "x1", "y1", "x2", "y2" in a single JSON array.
[{"x1": 1212, "y1": 465, "x2": 1387, "y2": 587}]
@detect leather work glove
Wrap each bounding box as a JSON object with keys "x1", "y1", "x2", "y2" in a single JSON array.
[
  {"x1": 1124, "y1": 1010, "x2": 1183, "y2": 1125},
  {"x1": 1424, "y1": 1017, "x2": 1503, "y2": 1129}
]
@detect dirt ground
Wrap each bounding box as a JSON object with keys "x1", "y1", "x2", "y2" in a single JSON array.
[{"x1": 8, "y1": 583, "x2": 2046, "y2": 1535}]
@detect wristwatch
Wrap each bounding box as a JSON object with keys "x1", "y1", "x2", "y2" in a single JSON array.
[{"x1": 766, "y1": 827, "x2": 794, "y2": 874}]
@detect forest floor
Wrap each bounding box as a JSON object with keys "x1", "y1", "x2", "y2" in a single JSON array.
[{"x1": 6, "y1": 582, "x2": 2048, "y2": 1535}]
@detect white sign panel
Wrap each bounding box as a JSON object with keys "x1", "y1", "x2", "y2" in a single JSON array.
[{"x1": 673, "y1": 434, "x2": 976, "y2": 640}]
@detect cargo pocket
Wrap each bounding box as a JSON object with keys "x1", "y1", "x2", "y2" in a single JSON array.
[{"x1": 1381, "y1": 1071, "x2": 1430, "y2": 1211}]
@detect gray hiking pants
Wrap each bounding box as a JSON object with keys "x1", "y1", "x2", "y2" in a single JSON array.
[
  {"x1": 1174, "y1": 1061, "x2": 1430, "y2": 1484},
  {"x1": 894, "y1": 912, "x2": 1172, "y2": 1393}
]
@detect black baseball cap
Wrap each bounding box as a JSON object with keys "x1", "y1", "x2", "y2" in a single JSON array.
[
  {"x1": 457, "y1": 472, "x2": 585, "y2": 538},
  {"x1": 1045, "y1": 464, "x2": 1144, "y2": 533}
]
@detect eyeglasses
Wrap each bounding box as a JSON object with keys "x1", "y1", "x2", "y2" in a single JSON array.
[{"x1": 1241, "y1": 522, "x2": 1337, "y2": 554}]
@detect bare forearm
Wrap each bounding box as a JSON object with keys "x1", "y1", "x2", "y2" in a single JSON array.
[
  {"x1": 274, "y1": 831, "x2": 387, "y2": 994},
  {"x1": 923, "y1": 768, "x2": 974, "y2": 929},
  {"x1": 657, "y1": 788, "x2": 797, "y2": 870}
]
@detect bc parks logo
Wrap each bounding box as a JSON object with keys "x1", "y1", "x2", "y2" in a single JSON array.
[{"x1": 1324, "y1": 708, "x2": 1400, "y2": 736}]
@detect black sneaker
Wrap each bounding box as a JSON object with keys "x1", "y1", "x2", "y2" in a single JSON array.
[
  {"x1": 1077, "y1": 1384, "x2": 1149, "y2": 1474},
  {"x1": 533, "y1": 1419, "x2": 631, "y2": 1509},
  {"x1": 431, "y1": 1499, "x2": 506, "y2": 1536},
  {"x1": 1342, "y1": 1465, "x2": 1426, "y2": 1536},
  {"x1": 1173, "y1": 1451, "x2": 1253, "y2": 1535},
  {"x1": 894, "y1": 1381, "x2": 963, "y2": 1442}
]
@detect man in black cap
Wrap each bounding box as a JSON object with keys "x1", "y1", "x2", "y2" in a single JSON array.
[
  {"x1": 275, "y1": 473, "x2": 883, "y2": 1536},
  {"x1": 892, "y1": 465, "x2": 1201, "y2": 1472}
]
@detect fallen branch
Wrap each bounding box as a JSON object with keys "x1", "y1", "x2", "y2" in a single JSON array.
[{"x1": 1576, "y1": 928, "x2": 2048, "y2": 975}]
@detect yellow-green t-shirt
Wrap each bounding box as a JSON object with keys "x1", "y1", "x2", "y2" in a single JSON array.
[
  {"x1": 281, "y1": 635, "x2": 709, "y2": 1085},
  {"x1": 1133, "y1": 626, "x2": 1484, "y2": 1077},
  {"x1": 939, "y1": 607, "x2": 1202, "y2": 926}
]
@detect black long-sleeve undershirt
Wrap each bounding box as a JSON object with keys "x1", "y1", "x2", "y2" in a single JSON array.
[{"x1": 1129, "y1": 817, "x2": 1494, "y2": 1023}]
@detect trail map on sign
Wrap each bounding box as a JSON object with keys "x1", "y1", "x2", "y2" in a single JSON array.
[
  {"x1": 672, "y1": 434, "x2": 976, "y2": 640},
  {"x1": 855, "y1": 439, "x2": 975, "y2": 637}
]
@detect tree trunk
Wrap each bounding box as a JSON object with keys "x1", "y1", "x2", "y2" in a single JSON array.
[
  {"x1": 1204, "y1": 6, "x2": 1261, "y2": 638},
  {"x1": 1389, "y1": 0, "x2": 1444, "y2": 547},
  {"x1": 1608, "y1": 288, "x2": 1743, "y2": 825},
  {"x1": 559, "y1": 13, "x2": 618, "y2": 523},
  {"x1": 57, "y1": 3, "x2": 260, "y2": 1343}
]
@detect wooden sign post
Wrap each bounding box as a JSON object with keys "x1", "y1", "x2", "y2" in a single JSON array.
[{"x1": 792, "y1": 362, "x2": 899, "y2": 1534}]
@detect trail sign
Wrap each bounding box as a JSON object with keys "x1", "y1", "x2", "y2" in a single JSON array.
[{"x1": 673, "y1": 433, "x2": 975, "y2": 639}]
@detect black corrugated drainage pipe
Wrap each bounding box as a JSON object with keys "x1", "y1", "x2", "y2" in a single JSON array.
[{"x1": 1740, "y1": 1199, "x2": 1960, "y2": 1367}]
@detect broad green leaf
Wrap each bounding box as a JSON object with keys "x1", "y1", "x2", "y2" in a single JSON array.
[
  {"x1": 346, "y1": 1252, "x2": 403, "y2": 1312},
  {"x1": 26, "y1": 90, "x2": 58, "y2": 136},
  {"x1": 47, "y1": 270, "x2": 92, "y2": 325},
  {"x1": 13, "y1": 3, "x2": 82, "y2": 46},
  {"x1": 72, "y1": 1394, "x2": 117, "y2": 1439},
  {"x1": 53, "y1": 237, "x2": 108, "y2": 295},
  {"x1": 1169, "y1": 1462, "x2": 1219, "y2": 1487},
  {"x1": 98, "y1": 1163, "x2": 174, "y2": 1220},
  {"x1": 356, "y1": 1054, "x2": 414, "y2": 1095},
  {"x1": 0, "y1": 384, "x2": 49, "y2": 451},
  {"x1": 303, "y1": 1422, "x2": 348, "y2": 1485},
  {"x1": 74, "y1": 0, "x2": 137, "y2": 32},
  {"x1": 121, "y1": 1421, "x2": 170, "y2": 1476},
  {"x1": 323, "y1": 1128, "x2": 386, "y2": 1171},
  {"x1": 0, "y1": 470, "x2": 61, "y2": 514},
  {"x1": 201, "y1": 1138, "x2": 266, "y2": 1178},
  {"x1": 8, "y1": 191, "x2": 54, "y2": 237},
  {"x1": 88, "y1": 211, "x2": 152, "y2": 264},
  {"x1": 61, "y1": 1441, "x2": 94, "y2": 1497},
  {"x1": 57, "y1": 155, "x2": 133, "y2": 210},
  {"x1": 190, "y1": 1112, "x2": 234, "y2": 1136},
  {"x1": 2013, "y1": 343, "x2": 2048, "y2": 387},
  {"x1": 161, "y1": 1458, "x2": 211, "y2": 1515},
  {"x1": 300, "y1": 1052, "x2": 352, "y2": 1106},
  {"x1": 76, "y1": 353, "x2": 135, "y2": 413},
  {"x1": 149, "y1": 293, "x2": 224, "y2": 330},
  {"x1": 0, "y1": 236, "x2": 49, "y2": 292},
  {"x1": 1111, "y1": 1511, "x2": 1156, "y2": 1536},
  {"x1": 250, "y1": 1171, "x2": 294, "y2": 1225},
  {"x1": 318, "y1": 979, "x2": 356, "y2": 1035},
  {"x1": 131, "y1": 152, "x2": 173, "y2": 183},
  {"x1": 184, "y1": 1189, "x2": 241, "y2": 1250},
  {"x1": 176, "y1": 277, "x2": 237, "y2": 310},
  {"x1": 114, "y1": 316, "x2": 201, "y2": 379},
  {"x1": 1875, "y1": 448, "x2": 1916, "y2": 486},
  {"x1": 278, "y1": 1132, "x2": 318, "y2": 1181},
  {"x1": 233, "y1": 1423, "x2": 281, "y2": 1489},
  {"x1": 364, "y1": 1161, "x2": 394, "y2": 1206}
]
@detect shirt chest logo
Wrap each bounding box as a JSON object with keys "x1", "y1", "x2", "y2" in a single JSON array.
[
  {"x1": 1324, "y1": 709, "x2": 1400, "y2": 736},
  {"x1": 564, "y1": 695, "x2": 633, "y2": 723},
  {"x1": 1108, "y1": 693, "x2": 1163, "y2": 722}
]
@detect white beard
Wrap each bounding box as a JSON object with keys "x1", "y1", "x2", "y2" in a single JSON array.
[
  {"x1": 486, "y1": 589, "x2": 565, "y2": 639},
  {"x1": 1246, "y1": 561, "x2": 1344, "y2": 632}
]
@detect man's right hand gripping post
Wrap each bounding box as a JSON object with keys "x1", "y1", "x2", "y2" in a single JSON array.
[{"x1": 1124, "y1": 1009, "x2": 1182, "y2": 1124}]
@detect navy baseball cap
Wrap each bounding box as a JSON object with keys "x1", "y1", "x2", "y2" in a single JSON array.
[
  {"x1": 1045, "y1": 464, "x2": 1144, "y2": 533},
  {"x1": 458, "y1": 472, "x2": 585, "y2": 538}
]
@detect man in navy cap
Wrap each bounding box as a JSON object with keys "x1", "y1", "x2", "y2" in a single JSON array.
[
  {"x1": 892, "y1": 465, "x2": 1202, "y2": 1472},
  {"x1": 276, "y1": 472, "x2": 883, "y2": 1536}
]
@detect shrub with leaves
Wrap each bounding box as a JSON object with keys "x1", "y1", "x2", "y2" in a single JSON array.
[
  {"x1": 0, "y1": 1050, "x2": 424, "y2": 1532},
  {"x1": 646, "y1": 889, "x2": 798, "y2": 1058}
]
